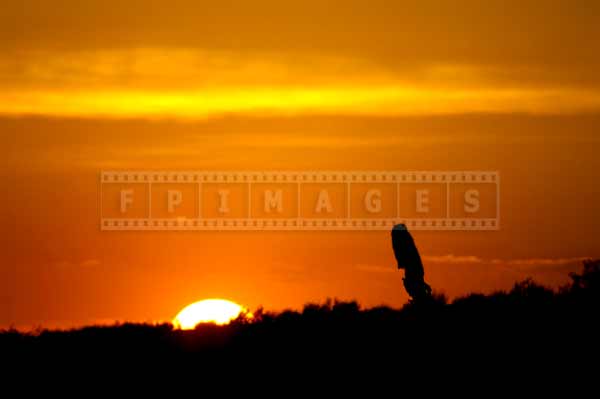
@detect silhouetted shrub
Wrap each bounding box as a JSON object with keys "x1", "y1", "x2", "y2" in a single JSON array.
[{"x1": 2, "y1": 259, "x2": 598, "y2": 369}]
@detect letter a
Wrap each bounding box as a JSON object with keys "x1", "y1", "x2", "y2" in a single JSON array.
[{"x1": 315, "y1": 190, "x2": 333, "y2": 213}]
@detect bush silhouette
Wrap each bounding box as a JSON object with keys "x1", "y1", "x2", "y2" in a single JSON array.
[{"x1": 2, "y1": 259, "x2": 599, "y2": 370}]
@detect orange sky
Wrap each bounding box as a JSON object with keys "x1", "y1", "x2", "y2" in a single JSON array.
[{"x1": 2, "y1": 0, "x2": 600, "y2": 329}]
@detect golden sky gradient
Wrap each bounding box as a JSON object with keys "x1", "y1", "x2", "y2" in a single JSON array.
[{"x1": 1, "y1": 0, "x2": 600, "y2": 329}]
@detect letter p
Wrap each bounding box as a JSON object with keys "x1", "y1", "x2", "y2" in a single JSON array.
[{"x1": 168, "y1": 190, "x2": 183, "y2": 213}]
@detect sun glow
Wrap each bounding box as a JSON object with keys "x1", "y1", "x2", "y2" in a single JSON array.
[{"x1": 172, "y1": 299, "x2": 249, "y2": 329}]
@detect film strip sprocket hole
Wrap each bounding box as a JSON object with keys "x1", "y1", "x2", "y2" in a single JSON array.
[{"x1": 100, "y1": 171, "x2": 499, "y2": 231}]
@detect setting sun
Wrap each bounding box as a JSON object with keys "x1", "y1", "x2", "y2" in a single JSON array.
[{"x1": 172, "y1": 299, "x2": 249, "y2": 329}]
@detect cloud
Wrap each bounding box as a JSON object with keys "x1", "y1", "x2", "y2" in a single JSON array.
[
  {"x1": 422, "y1": 255, "x2": 486, "y2": 264},
  {"x1": 356, "y1": 256, "x2": 590, "y2": 273},
  {"x1": 80, "y1": 259, "x2": 101, "y2": 268},
  {"x1": 1, "y1": 47, "x2": 600, "y2": 118},
  {"x1": 422, "y1": 254, "x2": 590, "y2": 267},
  {"x1": 2, "y1": 1, "x2": 599, "y2": 74},
  {"x1": 3, "y1": 84, "x2": 600, "y2": 118},
  {"x1": 497, "y1": 257, "x2": 591, "y2": 266},
  {"x1": 52, "y1": 259, "x2": 101, "y2": 269},
  {"x1": 1, "y1": 0, "x2": 600, "y2": 118},
  {"x1": 354, "y1": 264, "x2": 396, "y2": 273}
]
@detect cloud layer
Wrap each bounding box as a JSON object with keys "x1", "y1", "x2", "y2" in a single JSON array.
[{"x1": 2, "y1": 1, "x2": 600, "y2": 117}]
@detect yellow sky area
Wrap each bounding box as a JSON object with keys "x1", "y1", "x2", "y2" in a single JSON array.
[
  {"x1": 4, "y1": 87, "x2": 600, "y2": 118},
  {"x1": 2, "y1": 49, "x2": 600, "y2": 118}
]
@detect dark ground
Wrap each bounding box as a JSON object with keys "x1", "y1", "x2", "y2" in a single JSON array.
[{"x1": 2, "y1": 260, "x2": 598, "y2": 386}]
